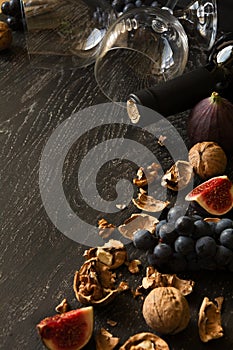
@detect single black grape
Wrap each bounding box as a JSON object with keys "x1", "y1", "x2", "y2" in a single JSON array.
[
  {"x1": 219, "y1": 228, "x2": 233, "y2": 250},
  {"x1": 1, "y1": 1, "x2": 11, "y2": 15},
  {"x1": 158, "y1": 222, "x2": 177, "y2": 244},
  {"x1": 153, "y1": 242, "x2": 172, "y2": 261},
  {"x1": 123, "y1": 2, "x2": 135, "y2": 12},
  {"x1": 9, "y1": 0, "x2": 20, "y2": 15},
  {"x1": 111, "y1": 0, "x2": 125, "y2": 12},
  {"x1": 195, "y1": 236, "x2": 216, "y2": 258},
  {"x1": 135, "y1": 0, "x2": 142, "y2": 7},
  {"x1": 193, "y1": 219, "x2": 212, "y2": 239},
  {"x1": 174, "y1": 236, "x2": 195, "y2": 255},
  {"x1": 167, "y1": 205, "x2": 185, "y2": 223},
  {"x1": 215, "y1": 245, "x2": 233, "y2": 267},
  {"x1": 133, "y1": 229, "x2": 157, "y2": 250},
  {"x1": 155, "y1": 219, "x2": 167, "y2": 237},
  {"x1": 215, "y1": 218, "x2": 233, "y2": 237},
  {"x1": 151, "y1": 0, "x2": 158, "y2": 6},
  {"x1": 175, "y1": 216, "x2": 195, "y2": 236}
]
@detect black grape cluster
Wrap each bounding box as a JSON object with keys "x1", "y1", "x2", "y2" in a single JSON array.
[{"x1": 133, "y1": 206, "x2": 233, "y2": 272}]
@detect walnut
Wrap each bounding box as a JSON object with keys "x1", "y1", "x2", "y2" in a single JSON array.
[
  {"x1": 198, "y1": 296, "x2": 224, "y2": 342},
  {"x1": 73, "y1": 257, "x2": 119, "y2": 306},
  {"x1": 98, "y1": 218, "x2": 117, "y2": 239},
  {"x1": 188, "y1": 142, "x2": 227, "y2": 179},
  {"x1": 95, "y1": 328, "x2": 120, "y2": 350},
  {"x1": 119, "y1": 332, "x2": 169, "y2": 350},
  {"x1": 161, "y1": 160, "x2": 193, "y2": 191},
  {"x1": 141, "y1": 267, "x2": 195, "y2": 296},
  {"x1": 0, "y1": 21, "x2": 12, "y2": 51},
  {"x1": 142, "y1": 286, "x2": 190, "y2": 334}
]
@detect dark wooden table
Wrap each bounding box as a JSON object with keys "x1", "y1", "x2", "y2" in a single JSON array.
[{"x1": 1, "y1": 1, "x2": 233, "y2": 349}]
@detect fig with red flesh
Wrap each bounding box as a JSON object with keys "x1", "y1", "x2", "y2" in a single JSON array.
[
  {"x1": 187, "y1": 92, "x2": 233, "y2": 153},
  {"x1": 185, "y1": 175, "x2": 233, "y2": 216},
  {"x1": 37, "y1": 306, "x2": 93, "y2": 350}
]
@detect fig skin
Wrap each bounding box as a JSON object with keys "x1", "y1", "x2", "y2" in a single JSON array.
[
  {"x1": 142, "y1": 286, "x2": 190, "y2": 335},
  {"x1": 37, "y1": 306, "x2": 94, "y2": 350},
  {"x1": 187, "y1": 92, "x2": 233, "y2": 153}
]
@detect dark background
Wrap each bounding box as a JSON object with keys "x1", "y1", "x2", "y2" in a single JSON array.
[{"x1": 0, "y1": 1, "x2": 233, "y2": 350}]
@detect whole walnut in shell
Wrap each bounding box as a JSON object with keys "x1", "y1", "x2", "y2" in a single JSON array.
[
  {"x1": 142, "y1": 286, "x2": 190, "y2": 334},
  {"x1": 188, "y1": 142, "x2": 227, "y2": 179}
]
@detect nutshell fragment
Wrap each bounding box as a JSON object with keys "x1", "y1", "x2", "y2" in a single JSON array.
[
  {"x1": 118, "y1": 213, "x2": 159, "y2": 240},
  {"x1": 83, "y1": 239, "x2": 127, "y2": 269},
  {"x1": 119, "y1": 332, "x2": 170, "y2": 350},
  {"x1": 133, "y1": 163, "x2": 160, "y2": 187},
  {"x1": 198, "y1": 296, "x2": 224, "y2": 342},
  {"x1": 98, "y1": 218, "x2": 117, "y2": 239},
  {"x1": 132, "y1": 190, "x2": 169, "y2": 212},
  {"x1": 55, "y1": 298, "x2": 70, "y2": 314},
  {"x1": 161, "y1": 160, "x2": 193, "y2": 191},
  {"x1": 141, "y1": 267, "x2": 194, "y2": 296},
  {"x1": 126, "y1": 259, "x2": 141, "y2": 274},
  {"x1": 95, "y1": 328, "x2": 120, "y2": 350}
]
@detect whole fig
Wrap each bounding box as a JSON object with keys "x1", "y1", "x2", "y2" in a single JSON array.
[{"x1": 187, "y1": 92, "x2": 233, "y2": 153}]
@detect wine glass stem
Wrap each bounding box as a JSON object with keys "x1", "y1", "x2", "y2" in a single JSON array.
[{"x1": 164, "y1": 0, "x2": 179, "y2": 11}]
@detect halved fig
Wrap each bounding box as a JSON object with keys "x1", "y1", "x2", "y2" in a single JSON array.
[
  {"x1": 119, "y1": 332, "x2": 169, "y2": 350},
  {"x1": 37, "y1": 306, "x2": 93, "y2": 350},
  {"x1": 185, "y1": 175, "x2": 233, "y2": 215}
]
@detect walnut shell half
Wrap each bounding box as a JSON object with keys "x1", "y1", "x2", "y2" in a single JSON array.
[
  {"x1": 119, "y1": 332, "x2": 169, "y2": 350},
  {"x1": 73, "y1": 257, "x2": 118, "y2": 306},
  {"x1": 198, "y1": 296, "x2": 224, "y2": 342}
]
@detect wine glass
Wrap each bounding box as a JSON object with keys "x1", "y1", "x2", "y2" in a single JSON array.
[
  {"x1": 173, "y1": 0, "x2": 217, "y2": 51},
  {"x1": 20, "y1": 0, "x2": 116, "y2": 68},
  {"x1": 94, "y1": 6, "x2": 189, "y2": 103}
]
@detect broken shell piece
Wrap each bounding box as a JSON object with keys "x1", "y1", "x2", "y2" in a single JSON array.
[
  {"x1": 198, "y1": 296, "x2": 224, "y2": 342},
  {"x1": 119, "y1": 332, "x2": 170, "y2": 350},
  {"x1": 118, "y1": 213, "x2": 159, "y2": 240},
  {"x1": 95, "y1": 328, "x2": 120, "y2": 350},
  {"x1": 141, "y1": 267, "x2": 194, "y2": 296},
  {"x1": 83, "y1": 239, "x2": 127, "y2": 269},
  {"x1": 73, "y1": 257, "x2": 119, "y2": 306},
  {"x1": 161, "y1": 160, "x2": 193, "y2": 191},
  {"x1": 126, "y1": 259, "x2": 141, "y2": 274},
  {"x1": 55, "y1": 298, "x2": 70, "y2": 314},
  {"x1": 132, "y1": 191, "x2": 169, "y2": 212},
  {"x1": 204, "y1": 217, "x2": 221, "y2": 223},
  {"x1": 98, "y1": 218, "x2": 117, "y2": 239},
  {"x1": 133, "y1": 163, "x2": 160, "y2": 187}
]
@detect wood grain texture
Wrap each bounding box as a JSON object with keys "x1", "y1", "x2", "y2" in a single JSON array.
[{"x1": 1, "y1": 17, "x2": 233, "y2": 350}]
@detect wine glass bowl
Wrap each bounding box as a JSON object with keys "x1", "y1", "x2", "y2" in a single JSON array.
[
  {"x1": 94, "y1": 7, "x2": 189, "y2": 102},
  {"x1": 174, "y1": 0, "x2": 217, "y2": 51},
  {"x1": 20, "y1": 0, "x2": 116, "y2": 68}
]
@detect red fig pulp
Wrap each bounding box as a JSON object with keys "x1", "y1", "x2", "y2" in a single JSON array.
[
  {"x1": 37, "y1": 306, "x2": 93, "y2": 350},
  {"x1": 185, "y1": 175, "x2": 233, "y2": 215},
  {"x1": 187, "y1": 92, "x2": 233, "y2": 153}
]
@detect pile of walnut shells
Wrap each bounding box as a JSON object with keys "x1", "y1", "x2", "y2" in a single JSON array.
[{"x1": 72, "y1": 241, "x2": 224, "y2": 349}]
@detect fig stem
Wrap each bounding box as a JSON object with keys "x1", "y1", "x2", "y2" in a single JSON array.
[{"x1": 211, "y1": 91, "x2": 221, "y2": 104}]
